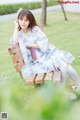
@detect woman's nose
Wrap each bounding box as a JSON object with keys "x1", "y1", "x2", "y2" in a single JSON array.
[{"x1": 22, "y1": 20, "x2": 25, "y2": 23}]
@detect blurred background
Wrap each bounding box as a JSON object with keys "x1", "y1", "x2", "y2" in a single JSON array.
[
  {"x1": 0, "y1": 0, "x2": 42, "y2": 4},
  {"x1": 0, "y1": 0, "x2": 80, "y2": 120}
]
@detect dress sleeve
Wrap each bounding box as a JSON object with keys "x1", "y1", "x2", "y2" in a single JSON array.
[
  {"x1": 32, "y1": 26, "x2": 48, "y2": 52},
  {"x1": 10, "y1": 37, "x2": 14, "y2": 46},
  {"x1": 19, "y1": 39, "x2": 29, "y2": 64},
  {"x1": 9, "y1": 31, "x2": 22, "y2": 46}
]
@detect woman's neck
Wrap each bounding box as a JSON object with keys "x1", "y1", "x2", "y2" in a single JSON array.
[{"x1": 22, "y1": 28, "x2": 29, "y2": 34}]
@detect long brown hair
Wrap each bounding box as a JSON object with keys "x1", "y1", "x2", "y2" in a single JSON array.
[{"x1": 17, "y1": 9, "x2": 37, "y2": 31}]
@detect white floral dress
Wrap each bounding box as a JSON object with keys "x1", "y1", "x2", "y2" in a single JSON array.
[{"x1": 10, "y1": 26, "x2": 75, "y2": 79}]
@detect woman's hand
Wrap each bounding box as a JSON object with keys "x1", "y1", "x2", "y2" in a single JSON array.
[
  {"x1": 26, "y1": 42, "x2": 40, "y2": 48},
  {"x1": 26, "y1": 42, "x2": 32, "y2": 47}
]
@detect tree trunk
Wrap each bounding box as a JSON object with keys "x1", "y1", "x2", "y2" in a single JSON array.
[
  {"x1": 41, "y1": 0, "x2": 47, "y2": 26},
  {"x1": 58, "y1": 0, "x2": 68, "y2": 20},
  {"x1": 60, "y1": 4, "x2": 67, "y2": 20}
]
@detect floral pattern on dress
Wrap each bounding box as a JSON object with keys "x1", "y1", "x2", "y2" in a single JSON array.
[{"x1": 10, "y1": 26, "x2": 75, "y2": 79}]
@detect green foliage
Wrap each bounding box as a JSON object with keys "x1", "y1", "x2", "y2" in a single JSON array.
[
  {"x1": 0, "y1": 2, "x2": 41, "y2": 15},
  {"x1": 0, "y1": 80, "x2": 80, "y2": 120},
  {"x1": 48, "y1": 0, "x2": 57, "y2": 6},
  {"x1": 0, "y1": 1, "x2": 57, "y2": 15}
]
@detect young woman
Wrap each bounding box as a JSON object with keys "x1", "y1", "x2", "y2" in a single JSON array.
[{"x1": 10, "y1": 9, "x2": 80, "y2": 87}]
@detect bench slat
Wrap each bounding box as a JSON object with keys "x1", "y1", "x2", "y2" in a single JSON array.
[
  {"x1": 15, "y1": 59, "x2": 24, "y2": 72},
  {"x1": 35, "y1": 73, "x2": 45, "y2": 84},
  {"x1": 44, "y1": 71, "x2": 53, "y2": 82},
  {"x1": 12, "y1": 51, "x2": 22, "y2": 63},
  {"x1": 26, "y1": 74, "x2": 36, "y2": 84},
  {"x1": 8, "y1": 44, "x2": 20, "y2": 55}
]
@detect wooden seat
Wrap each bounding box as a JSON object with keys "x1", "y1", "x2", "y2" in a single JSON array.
[{"x1": 8, "y1": 43, "x2": 61, "y2": 85}]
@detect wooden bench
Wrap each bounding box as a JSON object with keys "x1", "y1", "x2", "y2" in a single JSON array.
[{"x1": 8, "y1": 43, "x2": 61, "y2": 85}]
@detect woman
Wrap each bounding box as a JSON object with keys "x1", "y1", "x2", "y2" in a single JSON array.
[{"x1": 10, "y1": 9, "x2": 80, "y2": 87}]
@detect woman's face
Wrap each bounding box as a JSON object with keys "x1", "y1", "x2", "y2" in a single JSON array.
[{"x1": 18, "y1": 16, "x2": 30, "y2": 30}]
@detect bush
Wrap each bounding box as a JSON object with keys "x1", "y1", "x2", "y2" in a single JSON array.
[
  {"x1": 0, "y1": 1, "x2": 57, "y2": 15},
  {"x1": 0, "y1": 79, "x2": 80, "y2": 120}
]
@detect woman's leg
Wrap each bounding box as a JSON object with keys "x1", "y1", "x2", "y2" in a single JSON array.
[
  {"x1": 67, "y1": 65, "x2": 80, "y2": 86},
  {"x1": 60, "y1": 64, "x2": 68, "y2": 85},
  {"x1": 60, "y1": 64, "x2": 80, "y2": 86}
]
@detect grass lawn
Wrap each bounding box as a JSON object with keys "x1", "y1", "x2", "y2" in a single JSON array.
[{"x1": 0, "y1": 11, "x2": 80, "y2": 119}]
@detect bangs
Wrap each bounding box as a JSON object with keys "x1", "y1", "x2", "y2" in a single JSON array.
[{"x1": 18, "y1": 12, "x2": 27, "y2": 19}]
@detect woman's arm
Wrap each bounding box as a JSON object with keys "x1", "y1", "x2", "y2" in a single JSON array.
[
  {"x1": 12, "y1": 20, "x2": 19, "y2": 45},
  {"x1": 26, "y1": 42, "x2": 40, "y2": 48}
]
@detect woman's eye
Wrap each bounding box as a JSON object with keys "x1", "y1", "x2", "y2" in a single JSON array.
[
  {"x1": 19, "y1": 18, "x2": 23, "y2": 20},
  {"x1": 19, "y1": 18, "x2": 28, "y2": 22},
  {"x1": 25, "y1": 19, "x2": 28, "y2": 21}
]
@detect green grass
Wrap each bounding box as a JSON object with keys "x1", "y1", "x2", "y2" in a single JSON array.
[{"x1": 0, "y1": 11, "x2": 80, "y2": 119}]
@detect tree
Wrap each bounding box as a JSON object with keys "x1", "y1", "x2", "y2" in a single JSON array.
[
  {"x1": 40, "y1": 0, "x2": 67, "y2": 27},
  {"x1": 57, "y1": 0, "x2": 68, "y2": 20},
  {"x1": 40, "y1": 0, "x2": 47, "y2": 26}
]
